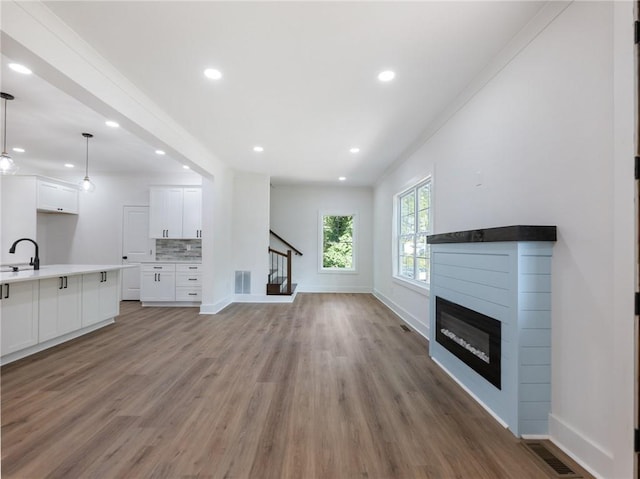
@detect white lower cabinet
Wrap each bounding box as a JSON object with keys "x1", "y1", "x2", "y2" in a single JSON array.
[
  {"x1": 39, "y1": 275, "x2": 82, "y2": 342},
  {"x1": 82, "y1": 270, "x2": 120, "y2": 327},
  {"x1": 141, "y1": 263, "x2": 201, "y2": 304},
  {"x1": 1, "y1": 281, "x2": 38, "y2": 355},
  {"x1": 140, "y1": 264, "x2": 176, "y2": 301}
]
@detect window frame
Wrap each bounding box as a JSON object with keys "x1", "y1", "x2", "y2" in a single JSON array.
[
  {"x1": 393, "y1": 177, "x2": 432, "y2": 291},
  {"x1": 318, "y1": 211, "x2": 358, "y2": 274}
]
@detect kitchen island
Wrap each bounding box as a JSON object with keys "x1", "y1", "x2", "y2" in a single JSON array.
[{"x1": 0, "y1": 264, "x2": 132, "y2": 365}]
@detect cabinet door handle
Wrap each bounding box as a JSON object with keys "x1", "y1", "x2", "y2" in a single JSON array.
[
  {"x1": 188, "y1": 293, "x2": 197, "y2": 296},
  {"x1": 158, "y1": 273, "x2": 161, "y2": 281},
  {"x1": 4, "y1": 283, "x2": 9, "y2": 299},
  {"x1": 154, "y1": 273, "x2": 157, "y2": 281},
  {"x1": 188, "y1": 266, "x2": 197, "y2": 270},
  {"x1": 59, "y1": 277, "x2": 64, "y2": 289},
  {"x1": 64, "y1": 276, "x2": 68, "y2": 289},
  {"x1": 153, "y1": 266, "x2": 162, "y2": 269},
  {"x1": 188, "y1": 278, "x2": 197, "y2": 281}
]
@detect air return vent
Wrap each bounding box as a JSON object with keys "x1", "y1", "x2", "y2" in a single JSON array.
[
  {"x1": 235, "y1": 271, "x2": 251, "y2": 294},
  {"x1": 521, "y1": 441, "x2": 582, "y2": 478}
]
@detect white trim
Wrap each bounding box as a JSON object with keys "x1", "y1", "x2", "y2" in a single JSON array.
[
  {"x1": 298, "y1": 285, "x2": 371, "y2": 294},
  {"x1": 199, "y1": 297, "x2": 233, "y2": 315},
  {"x1": 232, "y1": 292, "x2": 298, "y2": 304},
  {"x1": 393, "y1": 176, "x2": 432, "y2": 285},
  {"x1": 141, "y1": 302, "x2": 200, "y2": 308},
  {"x1": 373, "y1": 289, "x2": 429, "y2": 340},
  {"x1": 549, "y1": 413, "x2": 612, "y2": 479},
  {"x1": 318, "y1": 211, "x2": 358, "y2": 273}
]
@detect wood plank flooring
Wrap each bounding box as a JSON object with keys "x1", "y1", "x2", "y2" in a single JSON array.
[{"x1": 2, "y1": 294, "x2": 569, "y2": 478}]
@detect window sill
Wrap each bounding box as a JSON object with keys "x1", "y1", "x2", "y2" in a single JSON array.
[
  {"x1": 319, "y1": 268, "x2": 358, "y2": 275},
  {"x1": 392, "y1": 276, "x2": 430, "y2": 297}
]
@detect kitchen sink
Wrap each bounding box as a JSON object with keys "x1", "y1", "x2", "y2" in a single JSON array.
[{"x1": 0, "y1": 264, "x2": 33, "y2": 273}]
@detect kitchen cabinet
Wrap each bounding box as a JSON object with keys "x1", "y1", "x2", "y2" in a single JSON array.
[
  {"x1": 82, "y1": 270, "x2": 120, "y2": 327},
  {"x1": 149, "y1": 186, "x2": 202, "y2": 239},
  {"x1": 149, "y1": 187, "x2": 185, "y2": 238},
  {"x1": 39, "y1": 275, "x2": 82, "y2": 342},
  {"x1": 176, "y1": 263, "x2": 202, "y2": 301},
  {"x1": 37, "y1": 178, "x2": 79, "y2": 214},
  {"x1": 1, "y1": 281, "x2": 38, "y2": 355},
  {"x1": 140, "y1": 263, "x2": 201, "y2": 304},
  {"x1": 140, "y1": 263, "x2": 176, "y2": 301},
  {"x1": 182, "y1": 188, "x2": 203, "y2": 239}
]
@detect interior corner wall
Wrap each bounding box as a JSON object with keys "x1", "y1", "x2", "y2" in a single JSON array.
[
  {"x1": 201, "y1": 168, "x2": 234, "y2": 313},
  {"x1": 270, "y1": 184, "x2": 373, "y2": 293},
  {"x1": 373, "y1": 2, "x2": 632, "y2": 477},
  {"x1": 230, "y1": 172, "x2": 270, "y2": 298}
]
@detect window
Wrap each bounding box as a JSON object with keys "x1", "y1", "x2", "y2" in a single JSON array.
[
  {"x1": 397, "y1": 178, "x2": 431, "y2": 284},
  {"x1": 320, "y1": 213, "x2": 355, "y2": 271}
]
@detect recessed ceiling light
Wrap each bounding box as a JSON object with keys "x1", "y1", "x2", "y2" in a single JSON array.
[
  {"x1": 183, "y1": 165, "x2": 190, "y2": 170},
  {"x1": 8, "y1": 63, "x2": 32, "y2": 75},
  {"x1": 105, "y1": 120, "x2": 119, "y2": 128},
  {"x1": 155, "y1": 150, "x2": 166, "y2": 155},
  {"x1": 204, "y1": 68, "x2": 222, "y2": 80},
  {"x1": 64, "y1": 163, "x2": 75, "y2": 168},
  {"x1": 12, "y1": 147, "x2": 25, "y2": 153},
  {"x1": 338, "y1": 176, "x2": 346, "y2": 181},
  {"x1": 253, "y1": 146, "x2": 264, "y2": 152},
  {"x1": 377, "y1": 70, "x2": 396, "y2": 82},
  {"x1": 349, "y1": 147, "x2": 360, "y2": 154}
]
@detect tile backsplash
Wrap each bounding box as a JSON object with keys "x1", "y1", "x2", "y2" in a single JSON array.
[{"x1": 156, "y1": 239, "x2": 202, "y2": 261}]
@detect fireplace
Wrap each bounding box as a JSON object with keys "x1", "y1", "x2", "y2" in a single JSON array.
[
  {"x1": 428, "y1": 225, "x2": 556, "y2": 436},
  {"x1": 435, "y1": 296, "x2": 501, "y2": 389}
]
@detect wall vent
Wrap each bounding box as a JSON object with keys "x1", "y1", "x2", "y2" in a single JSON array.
[
  {"x1": 235, "y1": 271, "x2": 251, "y2": 294},
  {"x1": 521, "y1": 441, "x2": 582, "y2": 478}
]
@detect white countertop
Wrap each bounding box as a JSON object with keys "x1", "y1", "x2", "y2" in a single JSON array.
[{"x1": 0, "y1": 264, "x2": 135, "y2": 284}]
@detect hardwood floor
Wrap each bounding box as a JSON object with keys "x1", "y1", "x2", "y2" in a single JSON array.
[{"x1": 2, "y1": 294, "x2": 573, "y2": 478}]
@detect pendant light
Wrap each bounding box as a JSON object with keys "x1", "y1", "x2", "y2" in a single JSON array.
[
  {"x1": 0, "y1": 92, "x2": 18, "y2": 175},
  {"x1": 79, "y1": 132, "x2": 95, "y2": 193}
]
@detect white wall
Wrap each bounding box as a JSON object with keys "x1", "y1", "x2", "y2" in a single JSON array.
[
  {"x1": 270, "y1": 185, "x2": 373, "y2": 293},
  {"x1": 373, "y1": 2, "x2": 634, "y2": 477},
  {"x1": 231, "y1": 172, "x2": 270, "y2": 298},
  {"x1": 35, "y1": 172, "x2": 201, "y2": 265}
]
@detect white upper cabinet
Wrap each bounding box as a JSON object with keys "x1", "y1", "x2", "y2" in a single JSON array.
[
  {"x1": 37, "y1": 178, "x2": 79, "y2": 214},
  {"x1": 182, "y1": 188, "x2": 202, "y2": 239},
  {"x1": 149, "y1": 186, "x2": 202, "y2": 239}
]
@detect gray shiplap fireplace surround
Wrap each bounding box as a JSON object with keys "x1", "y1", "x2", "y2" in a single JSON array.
[{"x1": 427, "y1": 225, "x2": 557, "y2": 437}]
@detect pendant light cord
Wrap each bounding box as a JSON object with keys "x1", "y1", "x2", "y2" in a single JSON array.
[
  {"x1": 85, "y1": 135, "x2": 89, "y2": 177},
  {"x1": 2, "y1": 98, "x2": 7, "y2": 153}
]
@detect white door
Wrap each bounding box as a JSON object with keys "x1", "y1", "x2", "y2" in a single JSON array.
[{"x1": 122, "y1": 206, "x2": 154, "y2": 300}]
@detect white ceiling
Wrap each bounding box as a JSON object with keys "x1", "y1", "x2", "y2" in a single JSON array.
[{"x1": 3, "y1": 1, "x2": 546, "y2": 185}]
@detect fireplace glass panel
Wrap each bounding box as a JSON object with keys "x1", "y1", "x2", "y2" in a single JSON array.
[{"x1": 435, "y1": 296, "x2": 501, "y2": 389}]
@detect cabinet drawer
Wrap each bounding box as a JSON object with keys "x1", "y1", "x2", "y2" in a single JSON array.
[
  {"x1": 176, "y1": 287, "x2": 201, "y2": 302},
  {"x1": 141, "y1": 263, "x2": 175, "y2": 273},
  {"x1": 176, "y1": 264, "x2": 202, "y2": 273},
  {"x1": 176, "y1": 272, "x2": 201, "y2": 287}
]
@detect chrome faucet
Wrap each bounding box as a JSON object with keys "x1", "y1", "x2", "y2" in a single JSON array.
[{"x1": 9, "y1": 238, "x2": 39, "y2": 270}]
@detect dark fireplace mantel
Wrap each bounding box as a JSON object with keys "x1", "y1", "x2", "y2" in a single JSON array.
[{"x1": 427, "y1": 225, "x2": 557, "y2": 244}]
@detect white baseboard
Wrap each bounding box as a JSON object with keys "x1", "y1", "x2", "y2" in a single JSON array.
[
  {"x1": 232, "y1": 291, "x2": 297, "y2": 303},
  {"x1": 373, "y1": 289, "x2": 429, "y2": 340},
  {"x1": 200, "y1": 297, "x2": 233, "y2": 315},
  {"x1": 297, "y1": 285, "x2": 372, "y2": 293},
  {"x1": 549, "y1": 413, "x2": 612, "y2": 479}
]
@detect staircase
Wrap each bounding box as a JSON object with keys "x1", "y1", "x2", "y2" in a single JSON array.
[
  {"x1": 267, "y1": 231, "x2": 302, "y2": 296},
  {"x1": 267, "y1": 248, "x2": 296, "y2": 295}
]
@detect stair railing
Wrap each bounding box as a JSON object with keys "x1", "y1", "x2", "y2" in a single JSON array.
[{"x1": 268, "y1": 247, "x2": 292, "y2": 295}]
